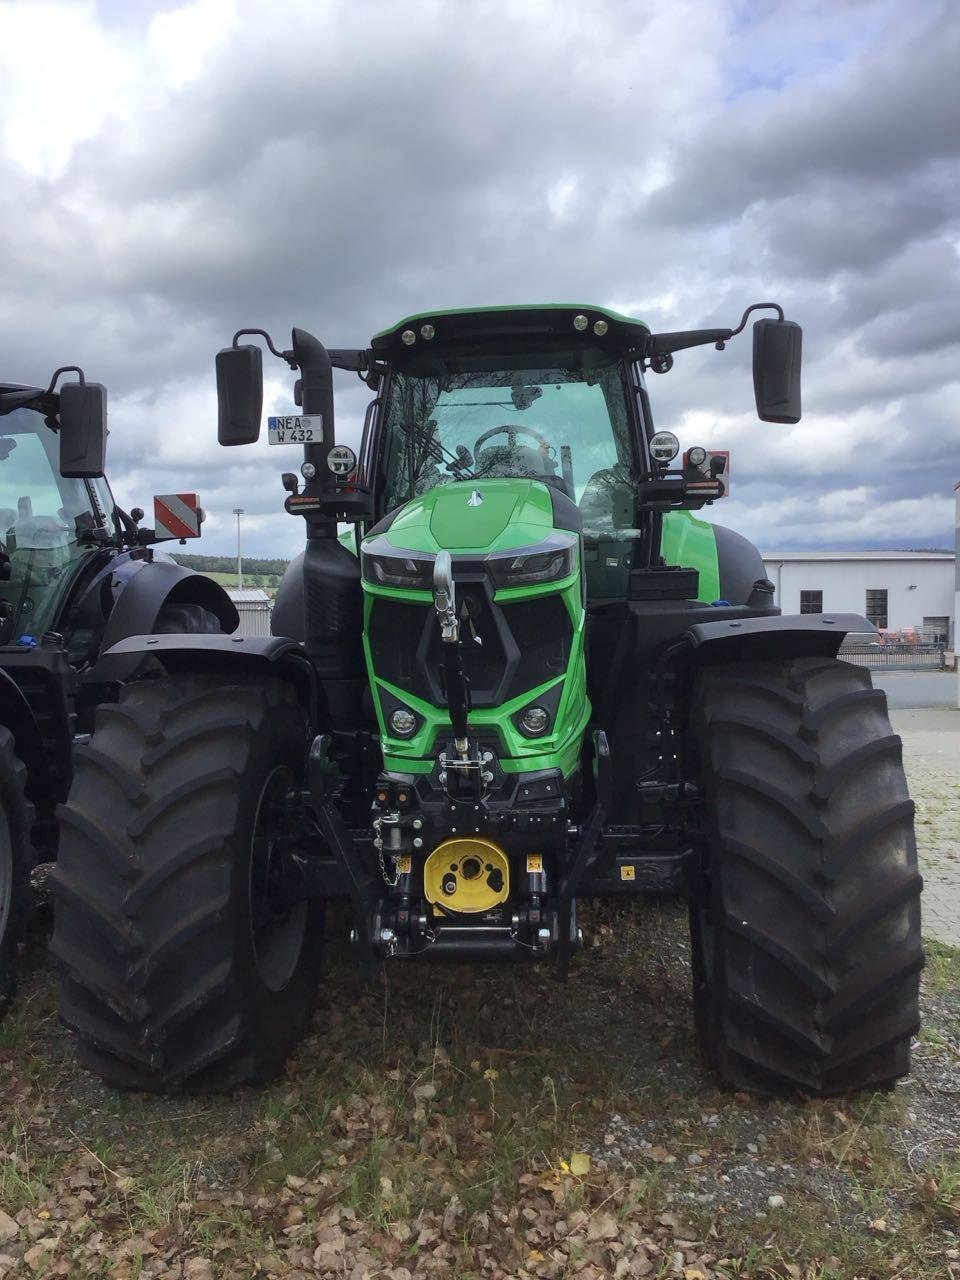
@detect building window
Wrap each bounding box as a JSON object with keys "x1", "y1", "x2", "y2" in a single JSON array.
[
  {"x1": 800, "y1": 590, "x2": 823, "y2": 614},
  {"x1": 923, "y1": 616, "x2": 949, "y2": 644},
  {"x1": 866, "y1": 589, "x2": 888, "y2": 630}
]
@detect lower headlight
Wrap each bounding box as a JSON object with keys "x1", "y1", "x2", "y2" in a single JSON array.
[
  {"x1": 389, "y1": 708, "x2": 418, "y2": 737},
  {"x1": 518, "y1": 705, "x2": 550, "y2": 736}
]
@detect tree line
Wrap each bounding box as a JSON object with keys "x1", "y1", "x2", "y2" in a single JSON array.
[{"x1": 171, "y1": 553, "x2": 290, "y2": 577}]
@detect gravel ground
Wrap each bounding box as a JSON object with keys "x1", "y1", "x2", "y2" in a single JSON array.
[{"x1": 895, "y1": 709, "x2": 960, "y2": 946}]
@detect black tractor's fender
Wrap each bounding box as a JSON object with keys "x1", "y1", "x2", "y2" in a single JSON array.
[
  {"x1": 97, "y1": 633, "x2": 319, "y2": 725},
  {"x1": 683, "y1": 611, "x2": 873, "y2": 665},
  {"x1": 100, "y1": 557, "x2": 238, "y2": 651},
  {"x1": 0, "y1": 666, "x2": 54, "y2": 816}
]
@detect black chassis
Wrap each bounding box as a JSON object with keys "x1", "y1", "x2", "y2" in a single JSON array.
[{"x1": 106, "y1": 611, "x2": 874, "y2": 976}]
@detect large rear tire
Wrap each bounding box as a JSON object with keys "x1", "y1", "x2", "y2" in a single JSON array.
[
  {"x1": 51, "y1": 674, "x2": 323, "y2": 1093},
  {"x1": 0, "y1": 727, "x2": 34, "y2": 1018},
  {"x1": 689, "y1": 656, "x2": 922, "y2": 1096}
]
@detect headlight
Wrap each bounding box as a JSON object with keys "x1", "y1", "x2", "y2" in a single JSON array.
[
  {"x1": 488, "y1": 543, "x2": 575, "y2": 588},
  {"x1": 518, "y1": 705, "x2": 550, "y2": 736},
  {"x1": 361, "y1": 551, "x2": 434, "y2": 589},
  {"x1": 389, "y1": 708, "x2": 418, "y2": 737}
]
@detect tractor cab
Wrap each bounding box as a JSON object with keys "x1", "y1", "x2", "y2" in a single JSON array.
[
  {"x1": 368, "y1": 308, "x2": 645, "y2": 602},
  {"x1": 0, "y1": 379, "x2": 210, "y2": 652},
  {"x1": 0, "y1": 379, "x2": 112, "y2": 647}
]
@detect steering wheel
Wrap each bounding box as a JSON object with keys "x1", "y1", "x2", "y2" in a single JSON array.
[{"x1": 473, "y1": 424, "x2": 553, "y2": 456}]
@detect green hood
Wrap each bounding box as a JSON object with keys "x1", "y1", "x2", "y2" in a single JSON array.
[{"x1": 376, "y1": 479, "x2": 562, "y2": 555}]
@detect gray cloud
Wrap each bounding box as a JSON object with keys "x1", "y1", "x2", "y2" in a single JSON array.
[{"x1": 1, "y1": 0, "x2": 958, "y2": 557}]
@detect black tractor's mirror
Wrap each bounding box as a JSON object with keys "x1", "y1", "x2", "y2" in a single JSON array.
[
  {"x1": 216, "y1": 344, "x2": 263, "y2": 445},
  {"x1": 58, "y1": 381, "x2": 107, "y2": 477},
  {"x1": 753, "y1": 318, "x2": 802, "y2": 424}
]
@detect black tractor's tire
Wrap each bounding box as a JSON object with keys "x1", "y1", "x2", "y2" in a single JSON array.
[
  {"x1": 50, "y1": 675, "x2": 323, "y2": 1093},
  {"x1": 153, "y1": 602, "x2": 224, "y2": 634},
  {"x1": 689, "y1": 656, "x2": 922, "y2": 1097},
  {"x1": 0, "y1": 726, "x2": 34, "y2": 1017}
]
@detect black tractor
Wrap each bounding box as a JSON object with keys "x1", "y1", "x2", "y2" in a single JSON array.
[
  {"x1": 52, "y1": 305, "x2": 921, "y2": 1098},
  {"x1": 0, "y1": 368, "x2": 237, "y2": 1011}
]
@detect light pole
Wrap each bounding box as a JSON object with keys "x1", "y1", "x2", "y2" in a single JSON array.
[{"x1": 233, "y1": 508, "x2": 244, "y2": 590}]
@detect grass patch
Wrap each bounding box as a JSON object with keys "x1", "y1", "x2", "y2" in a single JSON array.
[
  {"x1": 0, "y1": 905, "x2": 956, "y2": 1277},
  {"x1": 923, "y1": 938, "x2": 960, "y2": 993}
]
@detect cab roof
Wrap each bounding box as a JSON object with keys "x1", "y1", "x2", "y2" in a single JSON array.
[{"x1": 371, "y1": 304, "x2": 651, "y2": 357}]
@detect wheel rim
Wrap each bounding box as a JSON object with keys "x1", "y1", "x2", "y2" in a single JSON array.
[
  {"x1": 249, "y1": 767, "x2": 308, "y2": 992},
  {"x1": 0, "y1": 799, "x2": 13, "y2": 945}
]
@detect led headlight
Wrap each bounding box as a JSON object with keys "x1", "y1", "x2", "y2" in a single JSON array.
[
  {"x1": 650, "y1": 430, "x2": 680, "y2": 463},
  {"x1": 488, "y1": 542, "x2": 575, "y2": 588},
  {"x1": 518, "y1": 705, "x2": 550, "y2": 736},
  {"x1": 389, "y1": 708, "x2": 418, "y2": 737},
  {"x1": 361, "y1": 551, "x2": 434, "y2": 589},
  {"x1": 687, "y1": 445, "x2": 707, "y2": 467}
]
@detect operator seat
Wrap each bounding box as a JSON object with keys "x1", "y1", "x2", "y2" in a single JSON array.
[{"x1": 473, "y1": 443, "x2": 573, "y2": 498}]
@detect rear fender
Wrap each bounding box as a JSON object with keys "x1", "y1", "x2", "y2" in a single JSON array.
[{"x1": 98, "y1": 633, "x2": 319, "y2": 725}]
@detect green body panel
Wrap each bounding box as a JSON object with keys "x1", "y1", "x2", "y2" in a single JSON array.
[
  {"x1": 661, "y1": 510, "x2": 721, "y2": 603},
  {"x1": 373, "y1": 302, "x2": 650, "y2": 342},
  {"x1": 361, "y1": 479, "x2": 590, "y2": 778},
  {"x1": 375, "y1": 479, "x2": 560, "y2": 555}
]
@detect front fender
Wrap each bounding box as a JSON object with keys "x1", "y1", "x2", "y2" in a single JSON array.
[
  {"x1": 101, "y1": 557, "x2": 238, "y2": 651},
  {"x1": 100, "y1": 633, "x2": 319, "y2": 725},
  {"x1": 684, "y1": 611, "x2": 874, "y2": 664}
]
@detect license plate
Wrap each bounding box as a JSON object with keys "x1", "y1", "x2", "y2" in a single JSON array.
[{"x1": 267, "y1": 415, "x2": 320, "y2": 445}]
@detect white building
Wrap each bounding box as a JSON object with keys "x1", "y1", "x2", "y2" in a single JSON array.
[
  {"x1": 761, "y1": 550, "x2": 955, "y2": 645},
  {"x1": 227, "y1": 587, "x2": 272, "y2": 637}
]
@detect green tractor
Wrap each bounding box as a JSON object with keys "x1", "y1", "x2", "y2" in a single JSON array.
[{"x1": 51, "y1": 304, "x2": 922, "y2": 1097}]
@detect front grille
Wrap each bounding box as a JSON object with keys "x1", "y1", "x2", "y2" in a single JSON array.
[
  {"x1": 424, "y1": 583, "x2": 509, "y2": 701},
  {"x1": 368, "y1": 599, "x2": 433, "y2": 702},
  {"x1": 501, "y1": 596, "x2": 570, "y2": 699},
  {"x1": 368, "y1": 585, "x2": 573, "y2": 709}
]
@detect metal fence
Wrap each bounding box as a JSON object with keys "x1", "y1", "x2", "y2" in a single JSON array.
[{"x1": 840, "y1": 642, "x2": 947, "y2": 670}]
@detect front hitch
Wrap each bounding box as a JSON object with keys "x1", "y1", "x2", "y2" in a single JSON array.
[{"x1": 432, "y1": 551, "x2": 471, "y2": 760}]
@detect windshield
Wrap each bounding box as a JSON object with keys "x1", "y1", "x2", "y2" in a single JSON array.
[
  {"x1": 0, "y1": 408, "x2": 113, "y2": 642},
  {"x1": 379, "y1": 353, "x2": 636, "y2": 531}
]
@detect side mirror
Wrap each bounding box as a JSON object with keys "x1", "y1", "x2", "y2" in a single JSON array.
[
  {"x1": 58, "y1": 381, "x2": 107, "y2": 477},
  {"x1": 753, "y1": 318, "x2": 802, "y2": 423},
  {"x1": 216, "y1": 344, "x2": 263, "y2": 445}
]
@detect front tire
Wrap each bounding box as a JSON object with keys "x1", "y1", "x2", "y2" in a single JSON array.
[
  {"x1": 51, "y1": 675, "x2": 323, "y2": 1093},
  {"x1": 689, "y1": 657, "x2": 922, "y2": 1096},
  {"x1": 0, "y1": 727, "x2": 34, "y2": 1017}
]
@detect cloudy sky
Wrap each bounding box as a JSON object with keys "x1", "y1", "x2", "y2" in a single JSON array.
[{"x1": 2, "y1": 0, "x2": 958, "y2": 558}]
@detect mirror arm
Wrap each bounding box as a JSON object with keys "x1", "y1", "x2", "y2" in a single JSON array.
[
  {"x1": 645, "y1": 329, "x2": 733, "y2": 357},
  {"x1": 722, "y1": 301, "x2": 785, "y2": 342},
  {"x1": 645, "y1": 303, "x2": 787, "y2": 359},
  {"x1": 231, "y1": 329, "x2": 297, "y2": 369},
  {"x1": 328, "y1": 349, "x2": 372, "y2": 372},
  {"x1": 44, "y1": 365, "x2": 86, "y2": 395}
]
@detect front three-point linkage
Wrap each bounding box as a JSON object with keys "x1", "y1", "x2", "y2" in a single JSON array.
[{"x1": 432, "y1": 551, "x2": 487, "y2": 799}]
